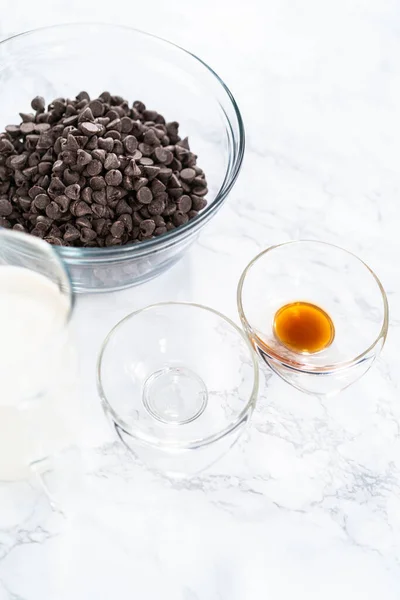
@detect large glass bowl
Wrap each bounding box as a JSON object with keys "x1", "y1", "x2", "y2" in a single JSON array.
[
  {"x1": 0, "y1": 24, "x2": 244, "y2": 292},
  {"x1": 97, "y1": 303, "x2": 259, "y2": 477}
]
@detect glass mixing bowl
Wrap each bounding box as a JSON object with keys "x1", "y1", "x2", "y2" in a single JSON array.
[
  {"x1": 237, "y1": 241, "x2": 389, "y2": 396},
  {"x1": 0, "y1": 24, "x2": 244, "y2": 292},
  {"x1": 97, "y1": 303, "x2": 259, "y2": 477}
]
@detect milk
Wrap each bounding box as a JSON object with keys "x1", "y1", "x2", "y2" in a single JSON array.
[{"x1": 0, "y1": 265, "x2": 78, "y2": 480}]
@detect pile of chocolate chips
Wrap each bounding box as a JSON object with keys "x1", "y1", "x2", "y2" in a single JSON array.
[{"x1": 0, "y1": 92, "x2": 208, "y2": 247}]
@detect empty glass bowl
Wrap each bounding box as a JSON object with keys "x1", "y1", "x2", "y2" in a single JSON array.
[
  {"x1": 0, "y1": 24, "x2": 244, "y2": 292},
  {"x1": 237, "y1": 241, "x2": 388, "y2": 396},
  {"x1": 97, "y1": 303, "x2": 259, "y2": 476}
]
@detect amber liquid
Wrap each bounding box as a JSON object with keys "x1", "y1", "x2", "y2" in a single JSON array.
[{"x1": 273, "y1": 301, "x2": 335, "y2": 354}]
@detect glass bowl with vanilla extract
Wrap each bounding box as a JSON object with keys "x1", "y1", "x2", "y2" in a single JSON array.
[{"x1": 237, "y1": 241, "x2": 389, "y2": 396}]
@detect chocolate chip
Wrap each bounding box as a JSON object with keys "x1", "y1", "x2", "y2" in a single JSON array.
[
  {"x1": 143, "y1": 165, "x2": 160, "y2": 181},
  {"x1": 104, "y1": 169, "x2": 122, "y2": 186},
  {"x1": 20, "y1": 112, "x2": 35, "y2": 123},
  {"x1": 80, "y1": 227, "x2": 97, "y2": 243},
  {"x1": 90, "y1": 176, "x2": 106, "y2": 191},
  {"x1": 169, "y1": 174, "x2": 181, "y2": 188},
  {"x1": 180, "y1": 168, "x2": 196, "y2": 183},
  {"x1": 22, "y1": 166, "x2": 38, "y2": 179},
  {"x1": 176, "y1": 195, "x2": 192, "y2": 213},
  {"x1": 122, "y1": 175, "x2": 134, "y2": 190},
  {"x1": 27, "y1": 153, "x2": 40, "y2": 167},
  {"x1": 115, "y1": 199, "x2": 132, "y2": 215},
  {"x1": 63, "y1": 169, "x2": 80, "y2": 185},
  {"x1": 106, "y1": 186, "x2": 125, "y2": 202},
  {"x1": 19, "y1": 197, "x2": 32, "y2": 211},
  {"x1": 177, "y1": 137, "x2": 190, "y2": 150},
  {"x1": 29, "y1": 185, "x2": 47, "y2": 199},
  {"x1": 139, "y1": 143, "x2": 153, "y2": 157},
  {"x1": 158, "y1": 168, "x2": 172, "y2": 183},
  {"x1": 92, "y1": 204, "x2": 107, "y2": 218},
  {"x1": 139, "y1": 206, "x2": 151, "y2": 219},
  {"x1": 181, "y1": 181, "x2": 191, "y2": 193},
  {"x1": 64, "y1": 224, "x2": 80, "y2": 242},
  {"x1": 96, "y1": 137, "x2": 113, "y2": 152},
  {"x1": 143, "y1": 129, "x2": 160, "y2": 147},
  {"x1": 132, "y1": 211, "x2": 142, "y2": 225},
  {"x1": 76, "y1": 91, "x2": 90, "y2": 102},
  {"x1": 86, "y1": 159, "x2": 102, "y2": 176},
  {"x1": 140, "y1": 219, "x2": 156, "y2": 237},
  {"x1": 0, "y1": 138, "x2": 15, "y2": 153},
  {"x1": 92, "y1": 218, "x2": 106, "y2": 235},
  {"x1": 74, "y1": 201, "x2": 92, "y2": 217},
  {"x1": 154, "y1": 226, "x2": 167, "y2": 236},
  {"x1": 151, "y1": 179, "x2": 166, "y2": 195},
  {"x1": 38, "y1": 161, "x2": 52, "y2": 174},
  {"x1": 36, "y1": 132, "x2": 53, "y2": 150},
  {"x1": 168, "y1": 188, "x2": 183, "y2": 199},
  {"x1": 31, "y1": 96, "x2": 45, "y2": 112},
  {"x1": 110, "y1": 220, "x2": 124, "y2": 238},
  {"x1": 173, "y1": 211, "x2": 189, "y2": 226},
  {"x1": 192, "y1": 186, "x2": 208, "y2": 197},
  {"x1": 191, "y1": 195, "x2": 207, "y2": 211},
  {"x1": 79, "y1": 122, "x2": 104, "y2": 136},
  {"x1": 121, "y1": 117, "x2": 133, "y2": 133},
  {"x1": 0, "y1": 198, "x2": 12, "y2": 216},
  {"x1": 139, "y1": 157, "x2": 154, "y2": 166},
  {"x1": 9, "y1": 154, "x2": 28, "y2": 170},
  {"x1": 154, "y1": 147, "x2": 173, "y2": 164},
  {"x1": 65, "y1": 134, "x2": 78, "y2": 152},
  {"x1": 133, "y1": 177, "x2": 148, "y2": 192},
  {"x1": 137, "y1": 186, "x2": 153, "y2": 204},
  {"x1": 99, "y1": 91, "x2": 111, "y2": 103},
  {"x1": 65, "y1": 184, "x2": 81, "y2": 200},
  {"x1": 45, "y1": 201, "x2": 61, "y2": 219},
  {"x1": 123, "y1": 135, "x2": 138, "y2": 153},
  {"x1": 76, "y1": 149, "x2": 92, "y2": 168},
  {"x1": 20, "y1": 122, "x2": 35, "y2": 135},
  {"x1": 77, "y1": 107, "x2": 95, "y2": 124},
  {"x1": 88, "y1": 100, "x2": 104, "y2": 117},
  {"x1": 104, "y1": 153, "x2": 120, "y2": 170},
  {"x1": 175, "y1": 145, "x2": 189, "y2": 161},
  {"x1": 93, "y1": 189, "x2": 107, "y2": 205},
  {"x1": 119, "y1": 213, "x2": 133, "y2": 232},
  {"x1": 148, "y1": 198, "x2": 165, "y2": 215},
  {"x1": 163, "y1": 201, "x2": 177, "y2": 216},
  {"x1": 55, "y1": 194, "x2": 71, "y2": 213},
  {"x1": 34, "y1": 194, "x2": 50, "y2": 210},
  {"x1": 106, "y1": 118, "x2": 122, "y2": 133}
]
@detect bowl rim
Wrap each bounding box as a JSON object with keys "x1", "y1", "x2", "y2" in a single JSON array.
[
  {"x1": 237, "y1": 240, "x2": 389, "y2": 374},
  {"x1": 0, "y1": 22, "x2": 245, "y2": 259},
  {"x1": 96, "y1": 301, "x2": 259, "y2": 450}
]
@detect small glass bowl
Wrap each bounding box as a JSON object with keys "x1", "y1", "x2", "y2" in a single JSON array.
[
  {"x1": 237, "y1": 241, "x2": 389, "y2": 396},
  {"x1": 0, "y1": 24, "x2": 244, "y2": 293},
  {"x1": 97, "y1": 303, "x2": 259, "y2": 476}
]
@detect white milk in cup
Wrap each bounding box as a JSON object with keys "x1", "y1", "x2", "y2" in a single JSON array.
[{"x1": 0, "y1": 230, "x2": 79, "y2": 481}]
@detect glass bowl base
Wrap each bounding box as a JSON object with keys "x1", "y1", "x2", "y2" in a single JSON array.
[{"x1": 142, "y1": 366, "x2": 208, "y2": 425}]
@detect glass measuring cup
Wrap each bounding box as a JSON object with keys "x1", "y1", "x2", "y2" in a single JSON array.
[{"x1": 0, "y1": 229, "x2": 78, "y2": 484}]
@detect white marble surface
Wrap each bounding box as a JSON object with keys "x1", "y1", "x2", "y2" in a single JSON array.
[{"x1": 1, "y1": 1, "x2": 400, "y2": 598}]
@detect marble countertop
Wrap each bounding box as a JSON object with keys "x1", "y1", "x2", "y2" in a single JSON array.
[{"x1": 1, "y1": 1, "x2": 400, "y2": 598}]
